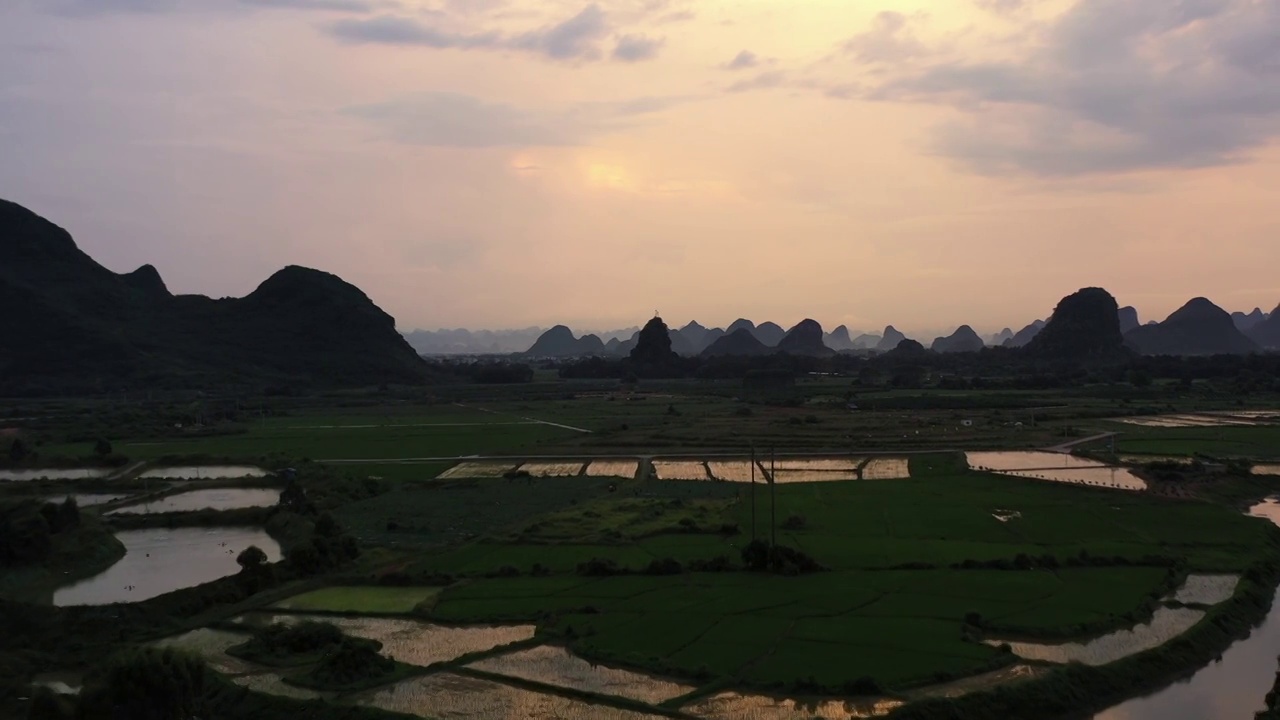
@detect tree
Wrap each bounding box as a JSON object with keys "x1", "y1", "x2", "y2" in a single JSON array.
[
  {"x1": 236, "y1": 545, "x2": 268, "y2": 572},
  {"x1": 314, "y1": 512, "x2": 341, "y2": 538},
  {"x1": 8, "y1": 438, "x2": 29, "y2": 463},
  {"x1": 94, "y1": 438, "x2": 113, "y2": 457},
  {"x1": 80, "y1": 648, "x2": 208, "y2": 720}
]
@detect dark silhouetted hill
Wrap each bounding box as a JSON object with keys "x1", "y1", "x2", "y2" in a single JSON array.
[
  {"x1": 1025, "y1": 288, "x2": 1127, "y2": 361},
  {"x1": 931, "y1": 326, "x2": 984, "y2": 353},
  {"x1": 701, "y1": 328, "x2": 770, "y2": 357},
  {"x1": 630, "y1": 316, "x2": 679, "y2": 365},
  {"x1": 1234, "y1": 308, "x2": 1270, "y2": 333},
  {"x1": 755, "y1": 322, "x2": 786, "y2": 346},
  {"x1": 825, "y1": 325, "x2": 854, "y2": 351},
  {"x1": 885, "y1": 339, "x2": 928, "y2": 359},
  {"x1": 1004, "y1": 319, "x2": 1045, "y2": 348},
  {"x1": 1118, "y1": 306, "x2": 1141, "y2": 334},
  {"x1": 876, "y1": 326, "x2": 906, "y2": 351},
  {"x1": 1126, "y1": 298, "x2": 1259, "y2": 356},
  {"x1": 989, "y1": 328, "x2": 1013, "y2": 346},
  {"x1": 0, "y1": 198, "x2": 428, "y2": 391},
  {"x1": 777, "y1": 319, "x2": 833, "y2": 356},
  {"x1": 674, "y1": 321, "x2": 714, "y2": 355},
  {"x1": 526, "y1": 326, "x2": 606, "y2": 357},
  {"x1": 852, "y1": 332, "x2": 882, "y2": 349},
  {"x1": 1248, "y1": 305, "x2": 1280, "y2": 349}
]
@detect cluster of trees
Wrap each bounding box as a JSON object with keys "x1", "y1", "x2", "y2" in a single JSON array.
[
  {"x1": 553, "y1": 343, "x2": 1280, "y2": 394},
  {"x1": 423, "y1": 359, "x2": 536, "y2": 384},
  {"x1": 0, "y1": 497, "x2": 79, "y2": 567}
]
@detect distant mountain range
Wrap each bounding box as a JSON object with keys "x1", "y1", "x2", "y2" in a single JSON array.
[
  {"x1": 514, "y1": 293, "x2": 1280, "y2": 359},
  {"x1": 0, "y1": 199, "x2": 428, "y2": 391}
]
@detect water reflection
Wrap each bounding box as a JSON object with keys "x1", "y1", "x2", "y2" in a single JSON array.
[
  {"x1": 357, "y1": 673, "x2": 668, "y2": 719},
  {"x1": 54, "y1": 527, "x2": 281, "y2": 605},
  {"x1": 1092, "y1": 601, "x2": 1280, "y2": 719},
  {"x1": 108, "y1": 488, "x2": 280, "y2": 515},
  {"x1": 1091, "y1": 500, "x2": 1280, "y2": 719},
  {"x1": 467, "y1": 645, "x2": 695, "y2": 704}
]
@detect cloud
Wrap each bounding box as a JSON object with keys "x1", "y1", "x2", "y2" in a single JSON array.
[
  {"x1": 974, "y1": 0, "x2": 1029, "y2": 14},
  {"x1": 42, "y1": 0, "x2": 373, "y2": 13},
  {"x1": 510, "y1": 4, "x2": 610, "y2": 60},
  {"x1": 346, "y1": 91, "x2": 696, "y2": 147},
  {"x1": 856, "y1": 0, "x2": 1280, "y2": 176},
  {"x1": 725, "y1": 50, "x2": 758, "y2": 70},
  {"x1": 42, "y1": 0, "x2": 179, "y2": 14},
  {"x1": 841, "y1": 11, "x2": 930, "y2": 65},
  {"x1": 612, "y1": 33, "x2": 663, "y2": 62},
  {"x1": 330, "y1": 16, "x2": 502, "y2": 47},
  {"x1": 726, "y1": 71, "x2": 787, "y2": 93},
  {"x1": 346, "y1": 93, "x2": 577, "y2": 147},
  {"x1": 330, "y1": 4, "x2": 618, "y2": 62},
  {"x1": 239, "y1": 0, "x2": 373, "y2": 11}
]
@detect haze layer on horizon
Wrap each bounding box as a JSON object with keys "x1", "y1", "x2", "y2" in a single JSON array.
[{"x1": 3, "y1": 0, "x2": 1279, "y2": 336}]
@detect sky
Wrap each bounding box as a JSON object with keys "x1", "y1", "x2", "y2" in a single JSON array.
[{"x1": 2, "y1": 0, "x2": 1279, "y2": 337}]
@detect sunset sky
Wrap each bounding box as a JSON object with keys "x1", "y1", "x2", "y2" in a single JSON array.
[{"x1": 2, "y1": 0, "x2": 1279, "y2": 336}]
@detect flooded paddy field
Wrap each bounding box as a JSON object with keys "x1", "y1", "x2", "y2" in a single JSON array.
[
  {"x1": 240, "y1": 614, "x2": 535, "y2": 667},
  {"x1": 272, "y1": 586, "x2": 441, "y2": 614},
  {"x1": 0, "y1": 468, "x2": 110, "y2": 481},
  {"x1": 1254, "y1": 465, "x2": 1280, "y2": 476},
  {"x1": 152, "y1": 628, "x2": 260, "y2": 675},
  {"x1": 708, "y1": 460, "x2": 764, "y2": 482},
  {"x1": 990, "y1": 607, "x2": 1205, "y2": 665},
  {"x1": 683, "y1": 691, "x2": 903, "y2": 719},
  {"x1": 966, "y1": 452, "x2": 1146, "y2": 490},
  {"x1": 43, "y1": 492, "x2": 131, "y2": 506},
  {"x1": 1167, "y1": 574, "x2": 1239, "y2": 605},
  {"x1": 861, "y1": 458, "x2": 911, "y2": 479},
  {"x1": 584, "y1": 460, "x2": 639, "y2": 478},
  {"x1": 354, "y1": 672, "x2": 668, "y2": 719},
  {"x1": 438, "y1": 461, "x2": 519, "y2": 479},
  {"x1": 231, "y1": 672, "x2": 324, "y2": 700},
  {"x1": 652, "y1": 460, "x2": 710, "y2": 480},
  {"x1": 966, "y1": 451, "x2": 1108, "y2": 472},
  {"x1": 139, "y1": 465, "x2": 267, "y2": 479},
  {"x1": 108, "y1": 487, "x2": 280, "y2": 515},
  {"x1": 516, "y1": 461, "x2": 585, "y2": 477},
  {"x1": 1117, "y1": 414, "x2": 1262, "y2": 428},
  {"x1": 54, "y1": 527, "x2": 282, "y2": 605},
  {"x1": 466, "y1": 644, "x2": 695, "y2": 704}
]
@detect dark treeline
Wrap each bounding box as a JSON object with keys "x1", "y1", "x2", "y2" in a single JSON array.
[{"x1": 553, "y1": 346, "x2": 1280, "y2": 392}]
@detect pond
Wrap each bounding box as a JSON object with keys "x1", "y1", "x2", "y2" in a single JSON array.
[
  {"x1": 53, "y1": 527, "x2": 282, "y2": 606},
  {"x1": 139, "y1": 466, "x2": 267, "y2": 480},
  {"x1": 0, "y1": 468, "x2": 110, "y2": 481},
  {"x1": 108, "y1": 488, "x2": 280, "y2": 515},
  {"x1": 466, "y1": 645, "x2": 695, "y2": 704}
]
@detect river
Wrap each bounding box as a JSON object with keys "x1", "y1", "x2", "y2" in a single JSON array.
[{"x1": 1092, "y1": 501, "x2": 1280, "y2": 720}]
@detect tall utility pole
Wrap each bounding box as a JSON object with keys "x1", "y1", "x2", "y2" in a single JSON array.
[
  {"x1": 750, "y1": 446, "x2": 757, "y2": 542},
  {"x1": 770, "y1": 446, "x2": 777, "y2": 550}
]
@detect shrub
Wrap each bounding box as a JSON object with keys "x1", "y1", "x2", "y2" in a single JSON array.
[{"x1": 781, "y1": 514, "x2": 807, "y2": 530}]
